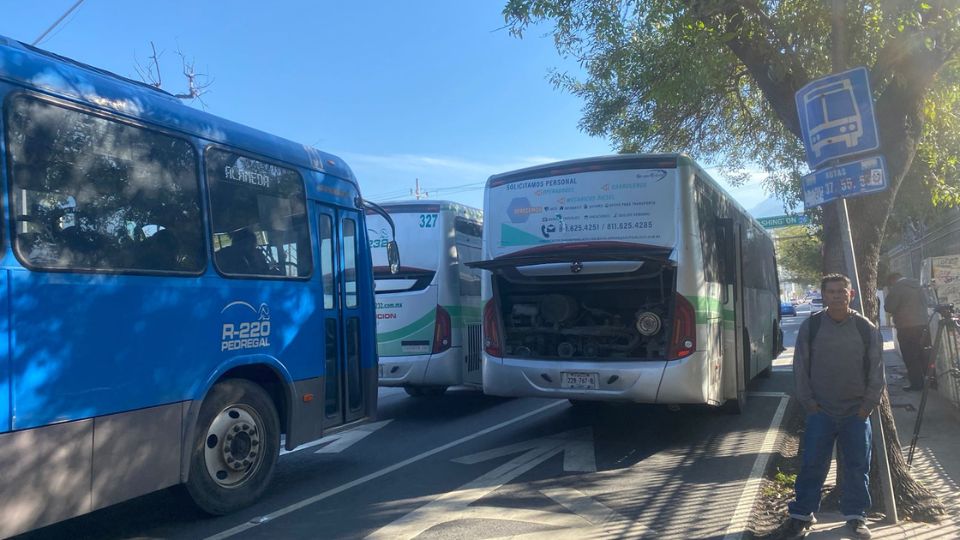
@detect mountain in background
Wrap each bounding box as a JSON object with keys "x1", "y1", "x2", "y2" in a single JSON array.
[{"x1": 748, "y1": 195, "x2": 802, "y2": 219}]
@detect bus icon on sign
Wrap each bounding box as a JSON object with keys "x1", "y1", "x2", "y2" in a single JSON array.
[
  {"x1": 795, "y1": 66, "x2": 879, "y2": 169},
  {"x1": 805, "y1": 79, "x2": 862, "y2": 159}
]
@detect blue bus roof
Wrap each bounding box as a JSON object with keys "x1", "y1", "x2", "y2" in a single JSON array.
[{"x1": 0, "y1": 35, "x2": 359, "y2": 192}]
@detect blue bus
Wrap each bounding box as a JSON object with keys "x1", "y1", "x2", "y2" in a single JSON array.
[{"x1": 0, "y1": 35, "x2": 397, "y2": 536}]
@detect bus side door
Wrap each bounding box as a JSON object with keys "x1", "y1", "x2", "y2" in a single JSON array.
[
  {"x1": 719, "y1": 218, "x2": 748, "y2": 407},
  {"x1": 318, "y1": 207, "x2": 367, "y2": 428}
]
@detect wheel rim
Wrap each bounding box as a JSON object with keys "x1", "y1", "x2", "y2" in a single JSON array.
[{"x1": 203, "y1": 404, "x2": 265, "y2": 488}]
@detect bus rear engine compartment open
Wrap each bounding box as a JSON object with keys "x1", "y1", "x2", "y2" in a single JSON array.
[{"x1": 494, "y1": 266, "x2": 676, "y2": 360}]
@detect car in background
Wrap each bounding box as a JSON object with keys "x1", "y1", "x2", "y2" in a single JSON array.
[
  {"x1": 781, "y1": 301, "x2": 798, "y2": 316},
  {"x1": 810, "y1": 297, "x2": 823, "y2": 308}
]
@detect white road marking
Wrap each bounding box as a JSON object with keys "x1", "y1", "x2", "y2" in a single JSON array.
[
  {"x1": 366, "y1": 441, "x2": 568, "y2": 539},
  {"x1": 367, "y1": 429, "x2": 609, "y2": 540},
  {"x1": 204, "y1": 400, "x2": 566, "y2": 540},
  {"x1": 721, "y1": 394, "x2": 791, "y2": 540},
  {"x1": 278, "y1": 420, "x2": 393, "y2": 456},
  {"x1": 747, "y1": 391, "x2": 789, "y2": 398},
  {"x1": 453, "y1": 427, "x2": 596, "y2": 472}
]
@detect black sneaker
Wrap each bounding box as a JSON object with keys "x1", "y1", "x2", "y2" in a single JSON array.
[
  {"x1": 846, "y1": 519, "x2": 872, "y2": 539},
  {"x1": 782, "y1": 517, "x2": 812, "y2": 539}
]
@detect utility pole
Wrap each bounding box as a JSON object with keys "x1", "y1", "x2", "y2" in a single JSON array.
[{"x1": 411, "y1": 178, "x2": 429, "y2": 200}]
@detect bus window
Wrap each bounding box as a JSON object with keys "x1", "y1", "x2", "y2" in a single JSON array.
[
  {"x1": 5, "y1": 96, "x2": 204, "y2": 273},
  {"x1": 695, "y1": 177, "x2": 721, "y2": 285},
  {"x1": 320, "y1": 215, "x2": 335, "y2": 309},
  {"x1": 343, "y1": 218, "x2": 358, "y2": 308},
  {"x1": 206, "y1": 149, "x2": 312, "y2": 278},
  {"x1": 454, "y1": 217, "x2": 482, "y2": 298}
]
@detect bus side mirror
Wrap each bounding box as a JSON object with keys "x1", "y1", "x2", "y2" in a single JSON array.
[{"x1": 387, "y1": 240, "x2": 400, "y2": 274}]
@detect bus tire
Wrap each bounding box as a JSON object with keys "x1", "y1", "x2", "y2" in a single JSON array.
[
  {"x1": 404, "y1": 386, "x2": 424, "y2": 397},
  {"x1": 185, "y1": 378, "x2": 280, "y2": 515}
]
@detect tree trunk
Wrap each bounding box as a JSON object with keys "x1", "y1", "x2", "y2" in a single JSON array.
[{"x1": 875, "y1": 391, "x2": 946, "y2": 521}]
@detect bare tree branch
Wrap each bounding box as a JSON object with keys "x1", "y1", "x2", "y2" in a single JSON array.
[
  {"x1": 134, "y1": 42, "x2": 212, "y2": 105},
  {"x1": 134, "y1": 41, "x2": 163, "y2": 89}
]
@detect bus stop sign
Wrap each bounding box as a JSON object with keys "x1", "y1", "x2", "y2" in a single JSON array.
[
  {"x1": 795, "y1": 67, "x2": 880, "y2": 170},
  {"x1": 802, "y1": 154, "x2": 888, "y2": 211}
]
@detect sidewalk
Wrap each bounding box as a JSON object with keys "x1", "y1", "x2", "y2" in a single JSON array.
[{"x1": 801, "y1": 328, "x2": 960, "y2": 538}]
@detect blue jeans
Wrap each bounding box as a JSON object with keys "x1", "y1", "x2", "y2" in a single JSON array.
[{"x1": 788, "y1": 411, "x2": 872, "y2": 521}]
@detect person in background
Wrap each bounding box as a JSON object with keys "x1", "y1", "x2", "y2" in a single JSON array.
[
  {"x1": 218, "y1": 228, "x2": 274, "y2": 275},
  {"x1": 884, "y1": 272, "x2": 931, "y2": 391},
  {"x1": 784, "y1": 273, "x2": 885, "y2": 540}
]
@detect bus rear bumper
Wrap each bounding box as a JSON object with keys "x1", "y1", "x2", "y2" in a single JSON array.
[
  {"x1": 481, "y1": 355, "x2": 666, "y2": 403},
  {"x1": 481, "y1": 353, "x2": 712, "y2": 404},
  {"x1": 378, "y1": 347, "x2": 461, "y2": 387}
]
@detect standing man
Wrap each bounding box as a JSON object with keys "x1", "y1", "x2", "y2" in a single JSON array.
[
  {"x1": 884, "y1": 272, "x2": 931, "y2": 391},
  {"x1": 785, "y1": 274, "x2": 885, "y2": 539}
]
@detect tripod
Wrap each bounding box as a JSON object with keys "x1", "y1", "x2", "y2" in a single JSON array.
[{"x1": 907, "y1": 304, "x2": 960, "y2": 467}]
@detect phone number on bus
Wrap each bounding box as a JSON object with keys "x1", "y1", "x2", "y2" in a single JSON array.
[{"x1": 606, "y1": 221, "x2": 654, "y2": 230}]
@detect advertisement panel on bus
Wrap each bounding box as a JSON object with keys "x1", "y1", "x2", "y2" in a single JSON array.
[{"x1": 488, "y1": 167, "x2": 678, "y2": 259}]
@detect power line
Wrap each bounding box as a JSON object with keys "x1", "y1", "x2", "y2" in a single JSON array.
[{"x1": 33, "y1": 0, "x2": 86, "y2": 46}]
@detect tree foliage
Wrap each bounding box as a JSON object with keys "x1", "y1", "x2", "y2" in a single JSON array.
[
  {"x1": 503, "y1": 0, "x2": 960, "y2": 310},
  {"x1": 776, "y1": 226, "x2": 822, "y2": 285}
]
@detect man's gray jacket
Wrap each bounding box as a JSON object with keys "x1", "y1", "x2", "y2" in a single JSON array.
[{"x1": 793, "y1": 310, "x2": 885, "y2": 417}]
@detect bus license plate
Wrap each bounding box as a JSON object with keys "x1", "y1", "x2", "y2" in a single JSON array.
[{"x1": 561, "y1": 372, "x2": 598, "y2": 390}]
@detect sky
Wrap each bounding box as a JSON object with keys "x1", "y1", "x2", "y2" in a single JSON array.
[{"x1": 0, "y1": 0, "x2": 773, "y2": 212}]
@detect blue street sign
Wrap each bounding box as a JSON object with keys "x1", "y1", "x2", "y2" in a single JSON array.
[
  {"x1": 802, "y1": 155, "x2": 888, "y2": 210},
  {"x1": 795, "y1": 67, "x2": 880, "y2": 169}
]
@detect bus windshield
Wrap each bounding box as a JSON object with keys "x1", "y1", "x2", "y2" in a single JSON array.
[
  {"x1": 368, "y1": 209, "x2": 441, "y2": 276},
  {"x1": 486, "y1": 166, "x2": 678, "y2": 260}
]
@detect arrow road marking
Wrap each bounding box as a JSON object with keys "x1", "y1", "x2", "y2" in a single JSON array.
[
  {"x1": 279, "y1": 420, "x2": 392, "y2": 456},
  {"x1": 366, "y1": 428, "x2": 603, "y2": 539},
  {"x1": 453, "y1": 427, "x2": 597, "y2": 472}
]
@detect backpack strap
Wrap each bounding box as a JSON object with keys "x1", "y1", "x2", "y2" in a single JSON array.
[{"x1": 807, "y1": 312, "x2": 823, "y2": 378}]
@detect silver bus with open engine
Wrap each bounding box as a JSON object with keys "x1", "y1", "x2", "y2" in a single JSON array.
[{"x1": 472, "y1": 154, "x2": 781, "y2": 412}]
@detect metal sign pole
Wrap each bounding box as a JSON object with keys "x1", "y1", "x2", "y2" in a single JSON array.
[
  {"x1": 836, "y1": 198, "x2": 862, "y2": 312},
  {"x1": 871, "y1": 407, "x2": 899, "y2": 523}
]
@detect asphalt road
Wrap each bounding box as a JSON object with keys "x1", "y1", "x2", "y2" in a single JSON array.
[{"x1": 17, "y1": 312, "x2": 812, "y2": 540}]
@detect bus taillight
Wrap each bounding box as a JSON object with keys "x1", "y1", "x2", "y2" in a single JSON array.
[
  {"x1": 482, "y1": 299, "x2": 502, "y2": 357},
  {"x1": 433, "y1": 305, "x2": 452, "y2": 354},
  {"x1": 667, "y1": 294, "x2": 696, "y2": 360}
]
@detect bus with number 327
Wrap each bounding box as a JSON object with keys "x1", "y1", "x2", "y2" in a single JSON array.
[
  {"x1": 367, "y1": 201, "x2": 483, "y2": 396},
  {"x1": 0, "y1": 35, "x2": 398, "y2": 536}
]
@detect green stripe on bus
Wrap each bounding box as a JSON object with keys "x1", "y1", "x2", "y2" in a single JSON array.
[
  {"x1": 688, "y1": 295, "x2": 722, "y2": 324},
  {"x1": 376, "y1": 310, "x2": 436, "y2": 342}
]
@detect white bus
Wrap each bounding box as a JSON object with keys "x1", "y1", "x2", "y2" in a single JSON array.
[
  {"x1": 471, "y1": 155, "x2": 781, "y2": 412},
  {"x1": 367, "y1": 201, "x2": 484, "y2": 396}
]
